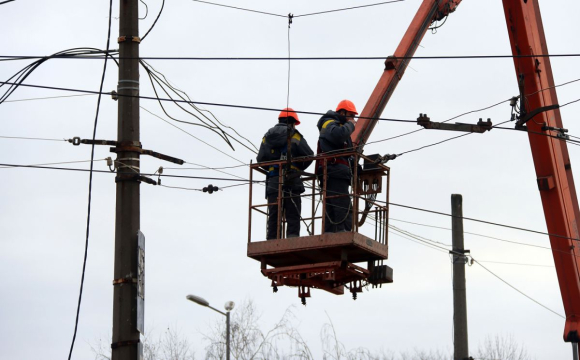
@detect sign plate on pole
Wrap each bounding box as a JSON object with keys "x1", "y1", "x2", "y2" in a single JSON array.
[{"x1": 137, "y1": 230, "x2": 145, "y2": 334}]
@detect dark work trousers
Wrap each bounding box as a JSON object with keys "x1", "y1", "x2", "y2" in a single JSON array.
[
  {"x1": 324, "y1": 177, "x2": 353, "y2": 233},
  {"x1": 267, "y1": 190, "x2": 302, "y2": 240}
]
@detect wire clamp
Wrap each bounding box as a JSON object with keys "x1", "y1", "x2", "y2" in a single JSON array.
[
  {"x1": 287, "y1": 13, "x2": 293, "y2": 27},
  {"x1": 117, "y1": 35, "x2": 141, "y2": 43}
]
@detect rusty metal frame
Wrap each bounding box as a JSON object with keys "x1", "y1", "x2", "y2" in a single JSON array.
[{"x1": 249, "y1": 152, "x2": 390, "y2": 243}]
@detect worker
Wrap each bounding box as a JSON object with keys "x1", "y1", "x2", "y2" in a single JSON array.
[
  {"x1": 257, "y1": 108, "x2": 314, "y2": 240},
  {"x1": 316, "y1": 99, "x2": 358, "y2": 233}
]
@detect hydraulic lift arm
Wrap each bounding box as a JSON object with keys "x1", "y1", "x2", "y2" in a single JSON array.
[
  {"x1": 354, "y1": 0, "x2": 580, "y2": 343},
  {"x1": 351, "y1": 0, "x2": 462, "y2": 149},
  {"x1": 503, "y1": 0, "x2": 580, "y2": 342}
]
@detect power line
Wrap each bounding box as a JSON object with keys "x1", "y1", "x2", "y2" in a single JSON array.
[
  {"x1": 0, "y1": 0, "x2": 16, "y2": 5},
  {"x1": 190, "y1": 0, "x2": 404, "y2": 19},
  {"x1": 471, "y1": 258, "x2": 564, "y2": 318},
  {"x1": 0, "y1": 162, "x2": 263, "y2": 183},
  {"x1": 381, "y1": 200, "x2": 580, "y2": 243},
  {"x1": 0, "y1": 135, "x2": 66, "y2": 142},
  {"x1": 0, "y1": 159, "x2": 107, "y2": 169},
  {"x1": 476, "y1": 260, "x2": 553, "y2": 268},
  {"x1": 3, "y1": 53, "x2": 580, "y2": 61},
  {"x1": 294, "y1": 0, "x2": 405, "y2": 18},
  {"x1": 390, "y1": 222, "x2": 564, "y2": 318},
  {"x1": 2, "y1": 93, "x2": 96, "y2": 103},
  {"x1": 67, "y1": 1, "x2": 113, "y2": 359},
  {"x1": 390, "y1": 218, "x2": 552, "y2": 251},
  {"x1": 0, "y1": 80, "x2": 417, "y2": 123},
  {"x1": 190, "y1": 0, "x2": 285, "y2": 18},
  {"x1": 164, "y1": 163, "x2": 247, "y2": 170}
]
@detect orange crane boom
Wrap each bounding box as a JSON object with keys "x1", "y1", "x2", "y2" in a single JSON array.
[{"x1": 352, "y1": 0, "x2": 580, "y2": 342}]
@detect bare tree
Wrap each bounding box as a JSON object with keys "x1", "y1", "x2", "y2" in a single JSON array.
[
  {"x1": 203, "y1": 299, "x2": 313, "y2": 360},
  {"x1": 475, "y1": 334, "x2": 532, "y2": 360},
  {"x1": 90, "y1": 328, "x2": 195, "y2": 360}
]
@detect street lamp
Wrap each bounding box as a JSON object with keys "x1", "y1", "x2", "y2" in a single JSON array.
[{"x1": 186, "y1": 294, "x2": 235, "y2": 360}]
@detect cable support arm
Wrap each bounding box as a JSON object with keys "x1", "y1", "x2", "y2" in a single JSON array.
[
  {"x1": 351, "y1": 0, "x2": 462, "y2": 150},
  {"x1": 416, "y1": 113, "x2": 493, "y2": 133}
]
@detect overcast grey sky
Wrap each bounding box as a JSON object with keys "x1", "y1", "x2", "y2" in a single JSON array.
[{"x1": 1, "y1": 0, "x2": 580, "y2": 359}]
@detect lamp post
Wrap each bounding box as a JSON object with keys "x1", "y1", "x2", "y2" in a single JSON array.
[{"x1": 186, "y1": 294, "x2": 235, "y2": 360}]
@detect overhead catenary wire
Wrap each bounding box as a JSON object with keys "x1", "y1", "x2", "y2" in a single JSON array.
[
  {"x1": 4, "y1": 53, "x2": 580, "y2": 61},
  {"x1": 2, "y1": 93, "x2": 96, "y2": 103},
  {"x1": 471, "y1": 258, "x2": 564, "y2": 318},
  {"x1": 390, "y1": 217, "x2": 552, "y2": 251},
  {"x1": 0, "y1": 135, "x2": 66, "y2": 142},
  {"x1": 390, "y1": 223, "x2": 564, "y2": 318},
  {"x1": 67, "y1": 1, "x2": 113, "y2": 359},
  {"x1": 0, "y1": 158, "x2": 107, "y2": 169},
  {"x1": 0, "y1": 162, "x2": 263, "y2": 183},
  {"x1": 376, "y1": 199, "x2": 580, "y2": 243},
  {"x1": 294, "y1": 0, "x2": 405, "y2": 18},
  {"x1": 190, "y1": 0, "x2": 404, "y2": 19},
  {"x1": 0, "y1": 80, "x2": 418, "y2": 123}
]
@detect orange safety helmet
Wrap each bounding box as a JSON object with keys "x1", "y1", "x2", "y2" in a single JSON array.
[
  {"x1": 336, "y1": 99, "x2": 358, "y2": 115},
  {"x1": 278, "y1": 107, "x2": 300, "y2": 125}
]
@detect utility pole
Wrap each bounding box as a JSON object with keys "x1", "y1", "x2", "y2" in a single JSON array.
[
  {"x1": 451, "y1": 194, "x2": 469, "y2": 360},
  {"x1": 112, "y1": 1, "x2": 141, "y2": 359}
]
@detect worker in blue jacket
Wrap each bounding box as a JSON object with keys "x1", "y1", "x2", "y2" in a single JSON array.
[
  {"x1": 316, "y1": 100, "x2": 358, "y2": 233},
  {"x1": 257, "y1": 108, "x2": 314, "y2": 240}
]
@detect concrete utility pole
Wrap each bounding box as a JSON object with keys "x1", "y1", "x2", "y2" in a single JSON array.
[
  {"x1": 112, "y1": 1, "x2": 142, "y2": 359},
  {"x1": 451, "y1": 194, "x2": 469, "y2": 360}
]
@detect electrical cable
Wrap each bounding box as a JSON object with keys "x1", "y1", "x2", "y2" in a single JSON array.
[
  {"x1": 141, "y1": 106, "x2": 247, "y2": 164},
  {"x1": 394, "y1": 119, "x2": 512, "y2": 156},
  {"x1": 476, "y1": 260, "x2": 553, "y2": 268},
  {"x1": 390, "y1": 217, "x2": 552, "y2": 251},
  {"x1": 2, "y1": 93, "x2": 96, "y2": 103},
  {"x1": 293, "y1": 0, "x2": 404, "y2": 18},
  {"x1": 4, "y1": 53, "x2": 580, "y2": 61},
  {"x1": 164, "y1": 163, "x2": 247, "y2": 170},
  {"x1": 140, "y1": 59, "x2": 258, "y2": 153},
  {"x1": 0, "y1": 162, "x2": 264, "y2": 183},
  {"x1": 67, "y1": 1, "x2": 113, "y2": 359},
  {"x1": 139, "y1": 0, "x2": 148, "y2": 20},
  {"x1": 0, "y1": 49, "x2": 118, "y2": 105},
  {"x1": 0, "y1": 159, "x2": 107, "y2": 169},
  {"x1": 0, "y1": 135, "x2": 66, "y2": 142},
  {"x1": 0, "y1": 80, "x2": 417, "y2": 123},
  {"x1": 190, "y1": 0, "x2": 405, "y2": 18},
  {"x1": 388, "y1": 221, "x2": 564, "y2": 318},
  {"x1": 141, "y1": 0, "x2": 165, "y2": 41},
  {"x1": 375, "y1": 199, "x2": 580, "y2": 243},
  {"x1": 190, "y1": 0, "x2": 285, "y2": 18},
  {"x1": 0, "y1": 0, "x2": 16, "y2": 5},
  {"x1": 471, "y1": 258, "x2": 564, "y2": 318}
]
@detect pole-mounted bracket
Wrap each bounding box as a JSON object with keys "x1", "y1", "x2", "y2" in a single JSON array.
[
  {"x1": 68, "y1": 137, "x2": 184, "y2": 165},
  {"x1": 110, "y1": 144, "x2": 185, "y2": 165},
  {"x1": 515, "y1": 104, "x2": 560, "y2": 128},
  {"x1": 417, "y1": 114, "x2": 492, "y2": 133}
]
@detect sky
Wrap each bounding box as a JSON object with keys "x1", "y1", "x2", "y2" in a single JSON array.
[{"x1": 1, "y1": 0, "x2": 580, "y2": 359}]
